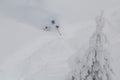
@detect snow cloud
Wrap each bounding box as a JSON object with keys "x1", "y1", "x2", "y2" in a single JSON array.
[{"x1": 0, "y1": 0, "x2": 120, "y2": 27}]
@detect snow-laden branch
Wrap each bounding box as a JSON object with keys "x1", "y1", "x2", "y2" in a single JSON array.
[{"x1": 66, "y1": 12, "x2": 113, "y2": 80}]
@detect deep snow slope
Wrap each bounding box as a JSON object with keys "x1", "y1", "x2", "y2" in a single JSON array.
[
  {"x1": 0, "y1": 15, "x2": 59, "y2": 79},
  {"x1": 0, "y1": 10, "x2": 120, "y2": 80},
  {"x1": 0, "y1": 14, "x2": 94, "y2": 80},
  {"x1": 0, "y1": 15, "x2": 76, "y2": 80}
]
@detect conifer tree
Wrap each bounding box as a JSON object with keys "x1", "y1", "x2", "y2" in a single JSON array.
[{"x1": 66, "y1": 13, "x2": 113, "y2": 80}]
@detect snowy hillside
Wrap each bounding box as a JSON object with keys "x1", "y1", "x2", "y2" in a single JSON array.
[
  {"x1": 0, "y1": 0, "x2": 120, "y2": 80},
  {"x1": 0, "y1": 14, "x2": 94, "y2": 80},
  {"x1": 0, "y1": 15, "x2": 76, "y2": 80},
  {"x1": 0, "y1": 12, "x2": 120, "y2": 80}
]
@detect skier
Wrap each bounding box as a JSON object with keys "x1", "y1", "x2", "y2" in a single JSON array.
[{"x1": 51, "y1": 20, "x2": 61, "y2": 36}]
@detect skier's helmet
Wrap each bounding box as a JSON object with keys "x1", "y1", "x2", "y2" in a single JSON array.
[{"x1": 51, "y1": 20, "x2": 55, "y2": 24}]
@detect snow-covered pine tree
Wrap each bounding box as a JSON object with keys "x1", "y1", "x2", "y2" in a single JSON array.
[{"x1": 66, "y1": 13, "x2": 113, "y2": 80}]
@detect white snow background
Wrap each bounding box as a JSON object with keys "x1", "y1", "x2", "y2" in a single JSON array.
[{"x1": 0, "y1": 0, "x2": 120, "y2": 80}]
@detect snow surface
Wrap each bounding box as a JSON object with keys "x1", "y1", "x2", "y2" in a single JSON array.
[
  {"x1": 0, "y1": 1, "x2": 120, "y2": 79},
  {"x1": 0, "y1": 15, "x2": 76, "y2": 80},
  {"x1": 0, "y1": 13, "x2": 120, "y2": 80}
]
